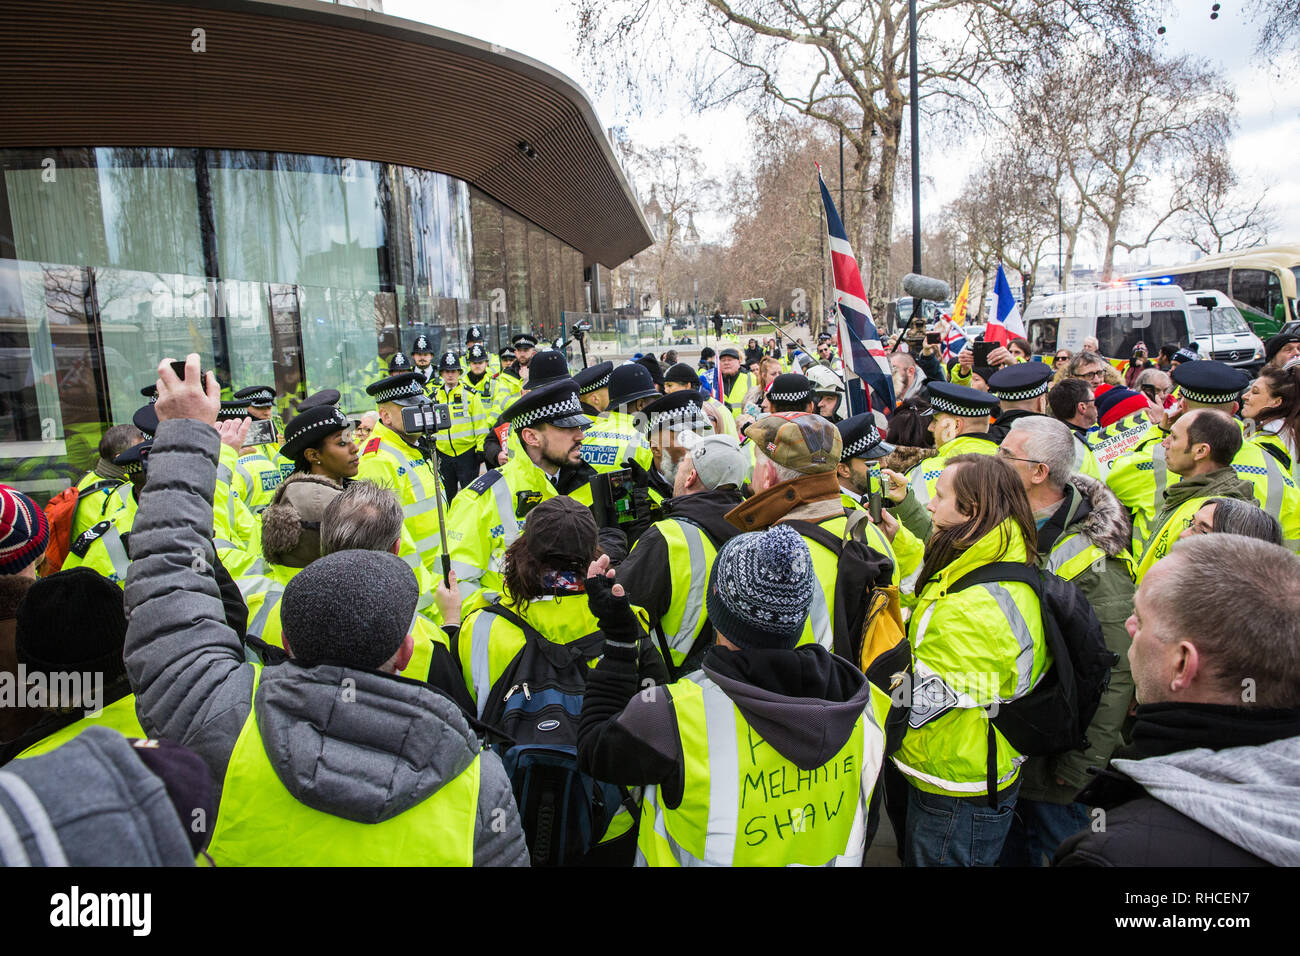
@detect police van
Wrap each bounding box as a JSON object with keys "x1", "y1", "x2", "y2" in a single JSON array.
[{"x1": 1023, "y1": 284, "x2": 1264, "y2": 369}]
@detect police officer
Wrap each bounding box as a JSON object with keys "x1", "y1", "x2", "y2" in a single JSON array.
[
  {"x1": 765, "y1": 373, "x2": 816, "y2": 413},
  {"x1": 223, "y1": 396, "x2": 287, "y2": 515},
  {"x1": 1108, "y1": 360, "x2": 1300, "y2": 554},
  {"x1": 462, "y1": 325, "x2": 502, "y2": 375},
  {"x1": 580, "y1": 363, "x2": 658, "y2": 474},
  {"x1": 431, "y1": 350, "x2": 489, "y2": 499},
  {"x1": 480, "y1": 350, "x2": 573, "y2": 470},
  {"x1": 63, "y1": 440, "x2": 149, "y2": 587},
  {"x1": 233, "y1": 385, "x2": 291, "y2": 477},
  {"x1": 463, "y1": 343, "x2": 498, "y2": 408},
  {"x1": 619, "y1": 393, "x2": 748, "y2": 677},
  {"x1": 715, "y1": 347, "x2": 754, "y2": 413},
  {"x1": 835, "y1": 414, "x2": 924, "y2": 585},
  {"x1": 444, "y1": 378, "x2": 601, "y2": 611},
  {"x1": 355, "y1": 371, "x2": 448, "y2": 571},
  {"x1": 891, "y1": 382, "x2": 1000, "y2": 518},
  {"x1": 574, "y1": 361, "x2": 614, "y2": 416},
  {"x1": 492, "y1": 333, "x2": 536, "y2": 417},
  {"x1": 65, "y1": 422, "x2": 144, "y2": 548},
  {"x1": 986, "y1": 362, "x2": 1053, "y2": 443},
  {"x1": 410, "y1": 334, "x2": 436, "y2": 388},
  {"x1": 388, "y1": 351, "x2": 414, "y2": 374}
]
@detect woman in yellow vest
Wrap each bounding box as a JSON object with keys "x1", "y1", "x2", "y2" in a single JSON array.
[
  {"x1": 892, "y1": 453, "x2": 1048, "y2": 866},
  {"x1": 577, "y1": 525, "x2": 888, "y2": 867},
  {"x1": 1242, "y1": 363, "x2": 1299, "y2": 487},
  {"x1": 5, "y1": 568, "x2": 143, "y2": 762},
  {"x1": 459, "y1": 496, "x2": 666, "y2": 865}
]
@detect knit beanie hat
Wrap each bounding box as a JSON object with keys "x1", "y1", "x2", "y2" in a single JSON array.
[
  {"x1": 15, "y1": 567, "x2": 128, "y2": 679},
  {"x1": 280, "y1": 550, "x2": 418, "y2": 669},
  {"x1": 1094, "y1": 384, "x2": 1148, "y2": 427},
  {"x1": 0, "y1": 484, "x2": 49, "y2": 576},
  {"x1": 706, "y1": 525, "x2": 813, "y2": 649}
]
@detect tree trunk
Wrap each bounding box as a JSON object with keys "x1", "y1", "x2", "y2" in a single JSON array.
[
  {"x1": 868, "y1": 110, "x2": 903, "y2": 323},
  {"x1": 1101, "y1": 216, "x2": 1120, "y2": 280}
]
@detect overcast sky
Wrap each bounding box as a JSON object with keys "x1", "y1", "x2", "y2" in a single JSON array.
[{"x1": 383, "y1": 0, "x2": 1297, "y2": 274}]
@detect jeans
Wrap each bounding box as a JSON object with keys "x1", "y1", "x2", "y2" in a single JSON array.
[
  {"x1": 998, "y1": 798, "x2": 1091, "y2": 867},
  {"x1": 904, "y1": 779, "x2": 1020, "y2": 867},
  {"x1": 438, "y1": 449, "x2": 481, "y2": 499}
]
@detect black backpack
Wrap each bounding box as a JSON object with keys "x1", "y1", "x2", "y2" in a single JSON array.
[
  {"x1": 949, "y1": 561, "x2": 1117, "y2": 805},
  {"x1": 476, "y1": 603, "x2": 637, "y2": 867}
]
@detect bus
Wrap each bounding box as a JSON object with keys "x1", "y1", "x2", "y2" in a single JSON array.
[{"x1": 1124, "y1": 244, "x2": 1300, "y2": 339}]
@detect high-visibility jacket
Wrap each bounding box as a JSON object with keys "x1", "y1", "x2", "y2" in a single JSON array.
[
  {"x1": 70, "y1": 472, "x2": 135, "y2": 541},
  {"x1": 892, "y1": 519, "x2": 1048, "y2": 797},
  {"x1": 838, "y1": 491, "x2": 924, "y2": 582},
  {"x1": 1109, "y1": 424, "x2": 1300, "y2": 553},
  {"x1": 580, "y1": 409, "x2": 654, "y2": 473},
  {"x1": 1069, "y1": 432, "x2": 1103, "y2": 480},
  {"x1": 904, "y1": 433, "x2": 1000, "y2": 505},
  {"x1": 230, "y1": 449, "x2": 285, "y2": 513},
  {"x1": 633, "y1": 516, "x2": 721, "y2": 673},
  {"x1": 1134, "y1": 494, "x2": 1218, "y2": 582},
  {"x1": 461, "y1": 353, "x2": 503, "y2": 376},
  {"x1": 1252, "y1": 426, "x2": 1297, "y2": 486},
  {"x1": 1086, "y1": 412, "x2": 1159, "y2": 474},
  {"x1": 444, "y1": 455, "x2": 596, "y2": 612},
  {"x1": 61, "y1": 505, "x2": 135, "y2": 587},
  {"x1": 430, "y1": 382, "x2": 489, "y2": 457},
  {"x1": 635, "y1": 674, "x2": 885, "y2": 867},
  {"x1": 717, "y1": 371, "x2": 754, "y2": 413},
  {"x1": 492, "y1": 368, "x2": 525, "y2": 419},
  {"x1": 214, "y1": 444, "x2": 265, "y2": 580},
  {"x1": 205, "y1": 667, "x2": 480, "y2": 866},
  {"x1": 355, "y1": 422, "x2": 447, "y2": 570},
  {"x1": 463, "y1": 369, "x2": 500, "y2": 409},
  {"x1": 16, "y1": 695, "x2": 144, "y2": 759}
]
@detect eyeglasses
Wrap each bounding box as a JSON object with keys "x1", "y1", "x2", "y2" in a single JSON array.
[
  {"x1": 1078, "y1": 370, "x2": 1106, "y2": 381},
  {"x1": 997, "y1": 449, "x2": 1044, "y2": 466}
]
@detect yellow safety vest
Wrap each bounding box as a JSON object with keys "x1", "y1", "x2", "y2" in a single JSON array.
[
  {"x1": 905, "y1": 434, "x2": 1000, "y2": 505},
  {"x1": 431, "y1": 382, "x2": 489, "y2": 457},
  {"x1": 205, "y1": 669, "x2": 480, "y2": 866},
  {"x1": 355, "y1": 422, "x2": 447, "y2": 570},
  {"x1": 16, "y1": 695, "x2": 145, "y2": 758},
  {"x1": 635, "y1": 674, "x2": 883, "y2": 867}
]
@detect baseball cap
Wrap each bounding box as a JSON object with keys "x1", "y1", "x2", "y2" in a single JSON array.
[
  {"x1": 744, "y1": 413, "x2": 842, "y2": 475},
  {"x1": 680, "y1": 432, "x2": 748, "y2": 490}
]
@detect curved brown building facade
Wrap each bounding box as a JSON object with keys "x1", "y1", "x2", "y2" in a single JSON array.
[{"x1": 0, "y1": 0, "x2": 652, "y2": 495}]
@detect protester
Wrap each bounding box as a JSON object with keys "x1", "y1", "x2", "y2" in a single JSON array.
[
  {"x1": 1264, "y1": 331, "x2": 1300, "y2": 371},
  {"x1": 352, "y1": 410, "x2": 378, "y2": 446},
  {"x1": 123, "y1": 355, "x2": 528, "y2": 866},
  {"x1": 892, "y1": 453, "x2": 1049, "y2": 866},
  {"x1": 890, "y1": 351, "x2": 928, "y2": 404},
  {"x1": 0, "y1": 488, "x2": 52, "y2": 752},
  {"x1": 1242, "y1": 362, "x2": 1299, "y2": 485},
  {"x1": 1046, "y1": 378, "x2": 1103, "y2": 478},
  {"x1": 1057, "y1": 535, "x2": 1300, "y2": 866},
  {"x1": 1, "y1": 568, "x2": 139, "y2": 763},
  {"x1": 1059, "y1": 350, "x2": 1109, "y2": 387},
  {"x1": 996, "y1": 417, "x2": 1136, "y2": 865},
  {"x1": 64, "y1": 423, "x2": 144, "y2": 545},
  {"x1": 1134, "y1": 409, "x2": 1254, "y2": 581},
  {"x1": 1178, "y1": 496, "x2": 1282, "y2": 545},
  {"x1": 714, "y1": 348, "x2": 754, "y2": 413},
  {"x1": 664, "y1": 362, "x2": 701, "y2": 394},
  {"x1": 1133, "y1": 367, "x2": 1173, "y2": 414},
  {"x1": 744, "y1": 337, "x2": 764, "y2": 367},
  {"x1": 621, "y1": 404, "x2": 749, "y2": 677},
  {"x1": 577, "y1": 525, "x2": 887, "y2": 866}
]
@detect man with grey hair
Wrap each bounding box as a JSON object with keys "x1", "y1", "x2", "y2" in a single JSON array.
[
  {"x1": 621, "y1": 390, "x2": 748, "y2": 676},
  {"x1": 997, "y1": 415, "x2": 1138, "y2": 866},
  {"x1": 1057, "y1": 535, "x2": 1300, "y2": 866}
]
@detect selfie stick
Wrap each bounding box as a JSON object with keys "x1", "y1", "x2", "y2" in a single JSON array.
[{"x1": 416, "y1": 432, "x2": 453, "y2": 588}]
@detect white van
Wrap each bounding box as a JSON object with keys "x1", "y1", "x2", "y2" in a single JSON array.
[{"x1": 1023, "y1": 284, "x2": 1264, "y2": 369}]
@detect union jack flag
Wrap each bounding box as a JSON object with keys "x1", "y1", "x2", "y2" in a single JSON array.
[
  {"x1": 816, "y1": 164, "x2": 894, "y2": 414},
  {"x1": 941, "y1": 321, "x2": 968, "y2": 363}
]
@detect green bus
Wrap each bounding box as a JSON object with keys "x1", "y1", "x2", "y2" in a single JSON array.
[{"x1": 1124, "y1": 244, "x2": 1300, "y2": 339}]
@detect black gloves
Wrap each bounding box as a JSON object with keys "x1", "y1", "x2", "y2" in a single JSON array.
[{"x1": 585, "y1": 571, "x2": 641, "y2": 645}]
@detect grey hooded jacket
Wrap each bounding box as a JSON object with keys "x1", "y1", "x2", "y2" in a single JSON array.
[
  {"x1": 123, "y1": 418, "x2": 527, "y2": 866},
  {"x1": 0, "y1": 726, "x2": 195, "y2": 866}
]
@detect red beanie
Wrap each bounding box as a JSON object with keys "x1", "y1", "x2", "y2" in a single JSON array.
[{"x1": 1094, "y1": 384, "x2": 1149, "y2": 428}]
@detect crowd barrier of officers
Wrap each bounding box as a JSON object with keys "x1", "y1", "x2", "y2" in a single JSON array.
[{"x1": 1, "y1": 321, "x2": 1298, "y2": 868}]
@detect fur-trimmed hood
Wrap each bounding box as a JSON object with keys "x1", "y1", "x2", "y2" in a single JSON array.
[
  {"x1": 261, "y1": 473, "x2": 344, "y2": 567},
  {"x1": 1066, "y1": 473, "x2": 1131, "y2": 557},
  {"x1": 881, "y1": 445, "x2": 937, "y2": 477}
]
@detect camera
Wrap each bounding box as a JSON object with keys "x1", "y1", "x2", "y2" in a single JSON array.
[
  {"x1": 741, "y1": 297, "x2": 767, "y2": 314},
  {"x1": 401, "y1": 402, "x2": 452, "y2": 435},
  {"x1": 570, "y1": 319, "x2": 592, "y2": 338}
]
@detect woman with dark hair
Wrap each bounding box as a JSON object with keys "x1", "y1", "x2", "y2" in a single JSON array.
[
  {"x1": 281, "y1": 405, "x2": 360, "y2": 482},
  {"x1": 1179, "y1": 497, "x2": 1283, "y2": 546},
  {"x1": 457, "y1": 496, "x2": 666, "y2": 864},
  {"x1": 1242, "y1": 362, "x2": 1300, "y2": 485},
  {"x1": 891, "y1": 453, "x2": 1048, "y2": 867}
]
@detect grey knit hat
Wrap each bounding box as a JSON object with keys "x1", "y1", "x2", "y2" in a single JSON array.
[
  {"x1": 280, "y1": 550, "x2": 418, "y2": 669},
  {"x1": 706, "y1": 525, "x2": 813, "y2": 649}
]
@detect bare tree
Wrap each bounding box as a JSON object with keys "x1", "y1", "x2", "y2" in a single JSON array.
[
  {"x1": 571, "y1": 0, "x2": 1147, "y2": 314},
  {"x1": 1021, "y1": 47, "x2": 1236, "y2": 278},
  {"x1": 1173, "y1": 153, "x2": 1276, "y2": 255},
  {"x1": 1249, "y1": 0, "x2": 1300, "y2": 63}
]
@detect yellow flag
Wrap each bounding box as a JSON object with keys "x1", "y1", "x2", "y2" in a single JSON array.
[{"x1": 950, "y1": 275, "x2": 971, "y2": 326}]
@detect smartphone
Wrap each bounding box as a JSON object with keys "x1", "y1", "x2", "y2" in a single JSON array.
[
  {"x1": 972, "y1": 340, "x2": 995, "y2": 367},
  {"x1": 867, "y1": 470, "x2": 884, "y2": 524},
  {"x1": 246, "y1": 418, "x2": 278, "y2": 446},
  {"x1": 925, "y1": 332, "x2": 941, "y2": 345},
  {"x1": 169, "y1": 360, "x2": 207, "y2": 383}
]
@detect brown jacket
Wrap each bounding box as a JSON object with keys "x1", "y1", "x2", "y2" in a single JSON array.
[{"x1": 725, "y1": 471, "x2": 844, "y2": 531}]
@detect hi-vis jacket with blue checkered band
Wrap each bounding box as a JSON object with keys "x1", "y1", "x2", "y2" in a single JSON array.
[
  {"x1": 355, "y1": 421, "x2": 447, "y2": 571},
  {"x1": 903, "y1": 434, "x2": 1000, "y2": 505}
]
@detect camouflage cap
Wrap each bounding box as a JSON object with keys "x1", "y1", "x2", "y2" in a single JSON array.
[{"x1": 745, "y1": 412, "x2": 842, "y2": 474}]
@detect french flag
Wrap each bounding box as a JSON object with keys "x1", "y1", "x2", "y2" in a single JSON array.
[
  {"x1": 986, "y1": 263, "x2": 1026, "y2": 346},
  {"x1": 816, "y1": 164, "x2": 894, "y2": 414}
]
